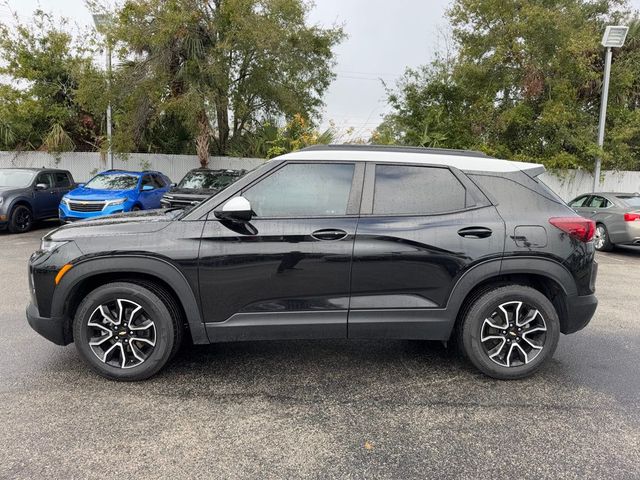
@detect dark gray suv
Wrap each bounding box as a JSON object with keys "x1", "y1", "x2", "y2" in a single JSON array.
[{"x1": 0, "y1": 168, "x2": 75, "y2": 233}]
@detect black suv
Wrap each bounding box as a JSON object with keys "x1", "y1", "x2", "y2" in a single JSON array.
[
  {"x1": 0, "y1": 168, "x2": 75, "y2": 233},
  {"x1": 160, "y1": 168, "x2": 246, "y2": 209},
  {"x1": 26, "y1": 146, "x2": 598, "y2": 381}
]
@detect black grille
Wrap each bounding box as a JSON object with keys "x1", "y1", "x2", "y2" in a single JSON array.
[{"x1": 69, "y1": 201, "x2": 105, "y2": 212}]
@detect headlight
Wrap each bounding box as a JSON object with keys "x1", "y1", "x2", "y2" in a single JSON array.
[
  {"x1": 61, "y1": 197, "x2": 70, "y2": 206},
  {"x1": 40, "y1": 239, "x2": 69, "y2": 252},
  {"x1": 106, "y1": 198, "x2": 127, "y2": 206}
]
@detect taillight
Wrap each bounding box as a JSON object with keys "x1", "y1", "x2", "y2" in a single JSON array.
[
  {"x1": 624, "y1": 212, "x2": 640, "y2": 222},
  {"x1": 549, "y1": 217, "x2": 596, "y2": 242}
]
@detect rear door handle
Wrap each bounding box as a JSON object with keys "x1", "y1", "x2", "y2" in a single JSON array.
[
  {"x1": 458, "y1": 226, "x2": 492, "y2": 239},
  {"x1": 311, "y1": 229, "x2": 348, "y2": 241}
]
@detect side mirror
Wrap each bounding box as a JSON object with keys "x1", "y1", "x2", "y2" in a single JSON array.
[
  {"x1": 170, "y1": 183, "x2": 177, "y2": 188},
  {"x1": 214, "y1": 196, "x2": 253, "y2": 222},
  {"x1": 142, "y1": 185, "x2": 155, "y2": 191},
  {"x1": 77, "y1": 183, "x2": 85, "y2": 188},
  {"x1": 35, "y1": 183, "x2": 48, "y2": 190}
]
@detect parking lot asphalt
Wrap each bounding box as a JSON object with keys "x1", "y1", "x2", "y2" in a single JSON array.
[{"x1": 0, "y1": 221, "x2": 639, "y2": 480}]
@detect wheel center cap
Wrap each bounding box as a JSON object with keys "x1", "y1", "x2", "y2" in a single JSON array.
[{"x1": 118, "y1": 330, "x2": 127, "y2": 337}]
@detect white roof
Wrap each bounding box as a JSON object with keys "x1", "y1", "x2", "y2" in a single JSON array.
[{"x1": 276, "y1": 147, "x2": 545, "y2": 174}]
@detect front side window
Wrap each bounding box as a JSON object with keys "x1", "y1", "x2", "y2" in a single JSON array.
[
  {"x1": 243, "y1": 163, "x2": 355, "y2": 217},
  {"x1": 85, "y1": 173, "x2": 139, "y2": 190},
  {"x1": 373, "y1": 165, "x2": 466, "y2": 215},
  {"x1": 35, "y1": 173, "x2": 54, "y2": 189},
  {"x1": 569, "y1": 196, "x2": 589, "y2": 208}
]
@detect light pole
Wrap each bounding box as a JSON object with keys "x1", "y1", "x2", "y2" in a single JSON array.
[
  {"x1": 92, "y1": 14, "x2": 114, "y2": 170},
  {"x1": 593, "y1": 25, "x2": 628, "y2": 192}
]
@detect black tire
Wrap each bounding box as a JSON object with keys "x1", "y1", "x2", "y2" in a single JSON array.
[
  {"x1": 73, "y1": 282, "x2": 182, "y2": 381},
  {"x1": 458, "y1": 285, "x2": 560, "y2": 380},
  {"x1": 594, "y1": 223, "x2": 614, "y2": 252},
  {"x1": 8, "y1": 204, "x2": 33, "y2": 233}
]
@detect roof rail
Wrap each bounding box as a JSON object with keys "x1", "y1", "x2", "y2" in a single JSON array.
[{"x1": 299, "y1": 144, "x2": 492, "y2": 159}]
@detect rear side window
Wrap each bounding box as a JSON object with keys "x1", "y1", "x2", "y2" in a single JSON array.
[
  {"x1": 586, "y1": 196, "x2": 610, "y2": 208},
  {"x1": 53, "y1": 172, "x2": 71, "y2": 188},
  {"x1": 373, "y1": 165, "x2": 466, "y2": 215}
]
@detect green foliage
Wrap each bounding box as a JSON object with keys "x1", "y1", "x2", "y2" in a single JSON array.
[
  {"x1": 374, "y1": 0, "x2": 640, "y2": 170},
  {"x1": 265, "y1": 114, "x2": 336, "y2": 159},
  {"x1": 101, "y1": 0, "x2": 344, "y2": 161},
  {"x1": 0, "y1": 10, "x2": 99, "y2": 152}
]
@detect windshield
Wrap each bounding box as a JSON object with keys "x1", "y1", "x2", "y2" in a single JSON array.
[
  {"x1": 85, "y1": 173, "x2": 139, "y2": 190},
  {"x1": 178, "y1": 170, "x2": 243, "y2": 190},
  {"x1": 617, "y1": 195, "x2": 640, "y2": 208},
  {"x1": 0, "y1": 170, "x2": 36, "y2": 188}
]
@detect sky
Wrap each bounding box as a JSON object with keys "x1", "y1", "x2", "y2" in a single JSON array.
[{"x1": 1, "y1": 0, "x2": 639, "y2": 138}]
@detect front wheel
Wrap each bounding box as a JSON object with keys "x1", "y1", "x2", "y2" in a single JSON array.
[
  {"x1": 73, "y1": 282, "x2": 181, "y2": 381},
  {"x1": 8, "y1": 205, "x2": 33, "y2": 233},
  {"x1": 459, "y1": 285, "x2": 560, "y2": 380}
]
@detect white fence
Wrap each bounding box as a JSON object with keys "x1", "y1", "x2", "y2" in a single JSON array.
[
  {"x1": 0, "y1": 151, "x2": 265, "y2": 183},
  {"x1": 2, "y1": 151, "x2": 639, "y2": 201},
  {"x1": 540, "y1": 169, "x2": 640, "y2": 201}
]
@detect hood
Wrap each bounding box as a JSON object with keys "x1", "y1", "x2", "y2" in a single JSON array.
[
  {"x1": 66, "y1": 186, "x2": 132, "y2": 201},
  {"x1": 168, "y1": 187, "x2": 218, "y2": 197},
  {"x1": 47, "y1": 209, "x2": 180, "y2": 241},
  {"x1": 0, "y1": 185, "x2": 25, "y2": 194}
]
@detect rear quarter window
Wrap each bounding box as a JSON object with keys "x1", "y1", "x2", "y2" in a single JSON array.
[{"x1": 469, "y1": 173, "x2": 564, "y2": 212}]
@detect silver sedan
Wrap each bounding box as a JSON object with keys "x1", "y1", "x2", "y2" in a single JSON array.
[{"x1": 569, "y1": 192, "x2": 640, "y2": 251}]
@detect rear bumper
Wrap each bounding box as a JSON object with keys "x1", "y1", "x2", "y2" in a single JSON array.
[
  {"x1": 562, "y1": 293, "x2": 598, "y2": 334},
  {"x1": 26, "y1": 302, "x2": 71, "y2": 346}
]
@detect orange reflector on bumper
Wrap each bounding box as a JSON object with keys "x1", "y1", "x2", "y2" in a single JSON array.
[{"x1": 55, "y1": 264, "x2": 73, "y2": 285}]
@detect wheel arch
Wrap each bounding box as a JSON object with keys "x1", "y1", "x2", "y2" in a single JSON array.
[
  {"x1": 447, "y1": 257, "x2": 576, "y2": 336},
  {"x1": 52, "y1": 255, "x2": 208, "y2": 345}
]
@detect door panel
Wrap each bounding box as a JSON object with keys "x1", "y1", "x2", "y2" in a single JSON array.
[
  {"x1": 350, "y1": 207, "x2": 505, "y2": 309},
  {"x1": 349, "y1": 162, "x2": 505, "y2": 340},
  {"x1": 32, "y1": 173, "x2": 57, "y2": 218},
  {"x1": 198, "y1": 217, "x2": 357, "y2": 340}
]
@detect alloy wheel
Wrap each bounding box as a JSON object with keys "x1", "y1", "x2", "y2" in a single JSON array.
[
  {"x1": 86, "y1": 298, "x2": 157, "y2": 369},
  {"x1": 594, "y1": 225, "x2": 605, "y2": 250},
  {"x1": 480, "y1": 301, "x2": 547, "y2": 367},
  {"x1": 15, "y1": 208, "x2": 32, "y2": 231}
]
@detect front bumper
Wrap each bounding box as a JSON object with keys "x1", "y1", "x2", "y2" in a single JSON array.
[
  {"x1": 26, "y1": 302, "x2": 71, "y2": 346},
  {"x1": 59, "y1": 201, "x2": 131, "y2": 222}
]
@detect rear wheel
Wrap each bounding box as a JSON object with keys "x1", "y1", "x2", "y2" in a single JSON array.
[
  {"x1": 459, "y1": 285, "x2": 560, "y2": 380},
  {"x1": 594, "y1": 223, "x2": 614, "y2": 252},
  {"x1": 73, "y1": 282, "x2": 181, "y2": 381},
  {"x1": 8, "y1": 205, "x2": 33, "y2": 233}
]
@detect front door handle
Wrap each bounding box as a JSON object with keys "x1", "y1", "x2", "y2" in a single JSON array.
[
  {"x1": 458, "y1": 226, "x2": 492, "y2": 239},
  {"x1": 311, "y1": 229, "x2": 348, "y2": 241}
]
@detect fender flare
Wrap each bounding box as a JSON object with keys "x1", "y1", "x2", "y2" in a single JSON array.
[
  {"x1": 52, "y1": 254, "x2": 208, "y2": 344},
  {"x1": 444, "y1": 256, "x2": 576, "y2": 320}
]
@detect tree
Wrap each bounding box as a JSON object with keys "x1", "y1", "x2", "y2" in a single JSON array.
[
  {"x1": 99, "y1": 0, "x2": 343, "y2": 165},
  {"x1": 374, "y1": 0, "x2": 640, "y2": 171},
  {"x1": 0, "y1": 10, "x2": 99, "y2": 152}
]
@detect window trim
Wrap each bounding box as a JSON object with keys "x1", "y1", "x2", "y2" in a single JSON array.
[
  {"x1": 235, "y1": 160, "x2": 364, "y2": 220},
  {"x1": 360, "y1": 162, "x2": 488, "y2": 218},
  {"x1": 569, "y1": 195, "x2": 590, "y2": 208}
]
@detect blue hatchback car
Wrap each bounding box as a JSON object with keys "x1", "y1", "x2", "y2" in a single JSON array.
[{"x1": 59, "y1": 170, "x2": 172, "y2": 222}]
